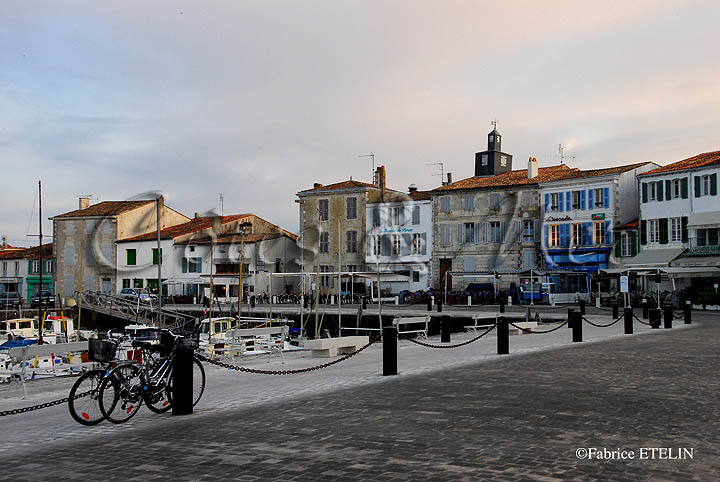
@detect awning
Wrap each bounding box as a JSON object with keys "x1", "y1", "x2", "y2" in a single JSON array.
[
  {"x1": 600, "y1": 268, "x2": 654, "y2": 275},
  {"x1": 661, "y1": 266, "x2": 720, "y2": 278},
  {"x1": 687, "y1": 212, "x2": 720, "y2": 228},
  {"x1": 624, "y1": 247, "x2": 685, "y2": 268},
  {"x1": 670, "y1": 255, "x2": 720, "y2": 268},
  {"x1": 355, "y1": 273, "x2": 410, "y2": 282}
]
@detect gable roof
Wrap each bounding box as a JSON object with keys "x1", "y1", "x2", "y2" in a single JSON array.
[
  {"x1": 298, "y1": 179, "x2": 377, "y2": 194},
  {"x1": 639, "y1": 150, "x2": 720, "y2": 176},
  {"x1": 566, "y1": 161, "x2": 655, "y2": 179},
  {"x1": 52, "y1": 200, "x2": 155, "y2": 219},
  {"x1": 118, "y1": 215, "x2": 251, "y2": 242},
  {"x1": 0, "y1": 243, "x2": 53, "y2": 260},
  {"x1": 432, "y1": 165, "x2": 578, "y2": 191}
]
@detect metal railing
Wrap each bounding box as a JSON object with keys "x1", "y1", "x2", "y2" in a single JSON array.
[{"x1": 75, "y1": 291, "x2": 197, "y2": 330}]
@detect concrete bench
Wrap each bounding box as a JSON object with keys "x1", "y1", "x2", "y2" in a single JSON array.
[
  {"x1": 303, "y1": 336, "x2": 369, "y2": 358},
  {"x1": 392, "y1": 316, "x2": 430, "y2": 339}
]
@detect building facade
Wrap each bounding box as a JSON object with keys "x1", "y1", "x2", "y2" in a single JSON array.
[{"x1": 0, "y1": 244, "x2": 54, "y2": 299}]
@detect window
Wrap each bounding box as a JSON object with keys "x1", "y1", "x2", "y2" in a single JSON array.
[
  {"x1": 490, "y1": 222, "x2": 503, "y2": 243},
  {"x1": 500, "y1": 155, "x2": 507, "y2": 167},
  {"x1": 152, "y1": 248, "x2": 163, "y2": 265},
  {"x1": 372, "y1": 207, "x2": 380, "y2": 227},
  {"x1": 133, "y1": 279, "x2": 143, "y2": 288},
  {"x1": 650, "y1": 182, "x2": 658, "y2": 201},
  {"x1": 392, "y1": 207, "x2": 404, "y2": 226},
  {"x1": 702, "y1": 175, "x2": 711, "y2": 196},
  {"x1": 122, "y1": 279, "x2": 131, "y2": 289},
  {"x1": 572, "y1": 223, "x2": 582, "y2": 246},
  {"x1": 346, "y1": 230, "x2": 357, "y2": 253},
  {"x1": 412, "y1": 233, "x2": 423, "y2": 255},
  {"x1": 46, "y1": 260, "x2": 53, "y2": 273},
  {"x1": 696, "y1": 228, "x2": 720, "y2": 247},
  {"x1": 522, "y1": 191, "x2": 534, "y2": 207},
  {"x1": 412, "y1": 205, "x2": 420, "y2": 225},
  {"x1": 439, "y1": 225, "x2": 452, "y2": 245},
  {"x1": 672, "y1": 179, "x2": 681, "y2": 199},
  {"x1": 550, "y1": 225, "x2": 559, "y2": 247},
  {"x1": 571, "y1": 191, "x2": 581, "y2": 210},
  {"x1": 14, "y1": 261, "x2": 19, "y2": 275},
  {"x1": 489, "y1": 193, "x2": 501, "y2": 209},
  {"x1": 481, "y1": 154, "x2": 488, "y2": 166},
  {"x1": 594, "y1": 188, "x2": 604, "y2": 207},
  {"x1": 320, "y1": 266, "x2": 333, "y2": 288},
  {"x1": 488, "y1": 135, "x2": 494, "y2": 143},
  {"x1": 1, "y1": 262, "x2": 6, "y2": 276},
  {"x1": 523, "y1": 221, "x2": 534, "y2": 242},
  {"x1": 463, "y1": 195, "x2": 474, "y2": 211},
  {"x1": 550, "y1": 193, "x2": 559, "y2": 211},
  {"x1": 670, "y1": 218, "x2": 682, "y2": 242},
  {"x1": 412, "y1": 271, "x2": 420, "y2": 282},
  {"x1": 620, "y1": 232, "x2": 631, "y2": 257},
  {"x1": 440, "y1": 196, "x2": 451, "y2": 212},
  {"x1": 464, "y1": 223, "x2": 476, "y2": 244},
  {"x1": 32, "y1": 260, "x2": 40, "y2": 274},
  {"x1": 346, "y1": 197, "x2": 357, "y2": 219},
  {"x1": 392, "y1": 234, "x2": 401, "y2": 255},
  {"x1": 649, "y1": 219, "x2": 660, "y2": 244},
  {"x1": 189, "y1": 257, "x2": 202, "y2": 273},
  {"x1": 594, "y1": 222, "x2": 605, "y2": 245},
  {"x1": 373, "y1": 234, "x2": 381, "y2": 255},
  {"x1": 126, "y1": 249, "x2": 137, "y2": 266},
  {"x1": 189, "y1": 246, "x2": 195, "y2": 252},
  {"x1": 318, "y1": 199, "x2": 329, "y2": 221},
  {"x1": 319, "y1": 232, "x2": 329, "y2": 253}
]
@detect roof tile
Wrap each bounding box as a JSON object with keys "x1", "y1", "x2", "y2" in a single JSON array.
[
  {"x1": 639, "y1": 150, "x2": 720, "y2": 176},
  {"x1": 53, "y1": 200, "x2": 155, "y2": 218}
]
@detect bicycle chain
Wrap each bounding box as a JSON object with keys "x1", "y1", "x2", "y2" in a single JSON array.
[
  {"x1": 582, "y1": 315, "x2": 624, "y2": 328},
  {"x1": 195, "y1": 340, "x2": 374, "y2": 375},
  {"x1": 0, "y1": 390, "x2": 91, "y2": 417},
  {"x1": 403, "y1": 324, "x2": 496, "y2": 349}
]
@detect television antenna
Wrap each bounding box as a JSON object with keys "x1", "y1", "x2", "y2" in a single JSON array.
[
  {"x1": 358, "y1": 152, "x2": 375, "y2": 182},
  {"x1": 425, "y1": 162, "x2": 446, "y2": 184},
  {"x1": 551, "y1": 144, "x2": 575, "y2": 166}
]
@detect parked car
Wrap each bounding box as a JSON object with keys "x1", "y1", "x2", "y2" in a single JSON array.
[
  {"x1": 0, "y1": 292, "x2": 23, "y2": 309},
  {"x1": 119, "y1": 288, "x2": 155, "y2": 304},
  {"x1": 30, "y1": 290, "x2": 55, "y2": 308}
]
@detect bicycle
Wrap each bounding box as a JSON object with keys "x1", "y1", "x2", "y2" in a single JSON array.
[{"x1": 97, "y1": 330, "x2": 205, "y2": 424}]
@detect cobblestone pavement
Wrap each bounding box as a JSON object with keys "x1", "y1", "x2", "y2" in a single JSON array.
[{"x1": 1, "y1": 314, "x2": 718, "y2": 480}]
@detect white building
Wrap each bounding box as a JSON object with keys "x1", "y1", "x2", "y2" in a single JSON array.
[{"x1": 365, "y1": 186, "x2": 433, "y2": 294}]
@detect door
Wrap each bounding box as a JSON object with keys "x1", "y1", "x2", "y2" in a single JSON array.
[
  {"x1": 101, "y1": 278, "x2": 111, "y2": 294},
  {"x1": 439, "y1": 258, "x2": 453, "y2": 291}
]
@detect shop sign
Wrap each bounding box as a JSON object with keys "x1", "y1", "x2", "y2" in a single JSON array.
[
  {"x1": 592, "y1": 213, "x2": 606, "y2": 220},
  {"x1": 620, "y1": 275, "x2": 629, "y2": 293},
  {"x1": 546, "y1": 215, "x2": 571, "y2": 222},
  {"x1": 689, "y1": 245, "x2": 720, "y2": 255}
]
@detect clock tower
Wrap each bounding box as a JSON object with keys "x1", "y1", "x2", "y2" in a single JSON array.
[{"x1": 474, "y1": 126, "x2": 513, "y2": 177}]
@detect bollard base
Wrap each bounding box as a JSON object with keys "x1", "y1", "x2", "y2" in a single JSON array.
[{"x1": 172, "y1": 348, "x2": 194, "y2": 416}]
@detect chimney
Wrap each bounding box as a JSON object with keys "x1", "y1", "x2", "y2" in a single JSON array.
[
  {"x1": 194, "y1": 212, "x2": 199, "y2": 219},
  {"x1": 1, "y1": 235, "x2": 6, "y2": 249},
  {"x1": 408, "y1": 184, "x2": 418, "y2": 193},
  {"x1": 375, "y1": 165, "x2": 387, "y2": 201},
  {"x1": 447, "y1": 172, "x2": 453, "y2": 185},
  {"x1": 528, "y1": 157, "x2": 538, "y2": 179},
  {"x1": 79, "y1": 197, "x2": 90, "y2": 210},
  {"x1": 313, "y1": 182, "x2": 323, "y2": 189}
]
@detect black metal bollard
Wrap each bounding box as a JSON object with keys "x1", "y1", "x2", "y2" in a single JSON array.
[
  {"x1": 684, "y1": 301, "x2": 692, "y2": 325},
  {"x1": 172, "y1": 347, "x2": 194, "y2": 415},
  {"x1": 572, "y1": 311, "x2": 583, "y2": 343},
  {"x1": 250, "y1": 295, "x2": 256, "y2": 308},
  {"x1": 497, "y1": 317, "x2": 509, "y2": 355},
  {"x1": 624, "y1": 307, "x2": 633, "y2": 335},
  {"x1": 642, "y1": 299, "x2": 648, "y2": 319},
  {"x1": 426, "y1": 297, "x2": 432, "y2": 312},
  {"x1": 382, "y1": 326, "x2": 397, "y2": 376},
  {"x1": 663, "y1": 305, "x2": 673, "y2": 329},
  {"x1": 567, "y1": 308, "x2": 575, "y2": 328},
  {"x1": 579, "y1": 299, "x2": 586, "y2": 315},
  {"x1": 612, "y1": 302, "x2": 619, "y2": 319},
  {"x1": 303, "y1": 295, "x2": 309, "y2": 309},
  {"x1": 441, "y1": 316, "x2": 451, "y2": 343},
  {"x1": 499, "y1": 297, "x2": 505, "y2": 313},
  {"x1": 650, "y1": 309, "x2": 661, "y2": 329},
  {"x1": 437, "y1": 298, "x2": 443, "y2": 313},
  {"x1": 362, "y1": 297, "x2": 367, "y2": 310}
]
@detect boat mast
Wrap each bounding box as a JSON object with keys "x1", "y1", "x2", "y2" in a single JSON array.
[{"x1": 38, "y1": 180, "x2": 44, "y2": 344}]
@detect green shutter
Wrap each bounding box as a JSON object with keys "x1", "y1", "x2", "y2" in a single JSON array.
[
  {"x1": 681, "y1": 178, "x2": 688, "y2": 199},
  {"x1": 152, "y1": 249, "x2": 159, "y2": 265},
  {"x1": 695, "y1": 176, "x2": 701, "y2": 197},
  {"x1": 665, "y1": 180, "x2": 671, "y2": 200},
  {"x1": 630, "y1": 231, "x2": 638, "y2": 256},
  {"x1": 657, "y1": 181, "x2": 664, "y2": 201},
  {"x1": 615, "y1": 235, "x2": 622, "y2": 257},
  {"x1": 659, "y1": 218, "x2": 669, "y2": 244},
  {"x1": 126, "y1": 249, "x2": 136, "y2": 265},
  {"x1": 712, "y1": 173, "x2": 718, "y2": 196},
  {"x1": 682, "y1": 216, "x2": 688, "y2": 242},
  {"x1": 641, "y1": 220, "x2": 647, "y2": 245},
  {"x1": 642, "y1": 183, "x2": 648, "y2": 203}
]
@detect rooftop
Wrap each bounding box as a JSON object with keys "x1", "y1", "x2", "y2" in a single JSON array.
[
  {"x1": 0, "y1": 243, "x2": 53, "y2": 260},
  {"x1": 297, "y1": 179, "x2": 377, "y2": 194},
  {"x1": 639, "y1": 150, "x2": 720, "y2": 176},
  {"x1": 119, "y1": 215, "x2": 251, "y2": 242},
  {"x1": 432, "y1": 165, "x2": 578, "y2": 191},
  {"x1": 52, "y1": 200, "x2": 155, "y2": 218}
]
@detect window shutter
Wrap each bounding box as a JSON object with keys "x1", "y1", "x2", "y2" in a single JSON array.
[
  {"x1": 694, "y1": 176, "x2": 701, "y2": 197},
  {"x1": 500, "y1": 221, "x2": 506, "y2": 243},
  {"x1": 421, "y1": 233, "x2": 427, "y2": 255},
  {"x1": 197, "y1": 257, "x2": 202, "y2": 273},
  {"x1": 604, "y1": 220, "x2": 612, "y2": 245},
  {"x1": 402, "y1": 234, "x2": 412, "y2": 256},
  {"x1": 566, "y1": 191, "x2": 571, "y2": 211},
  {"x1": 483, "y1": 222, "x2": 489, "y2": 244},
  {"x1": 659, "y1": 218, "x2": 669, "y2": 244},
  {"x1": 588, "y1": 189, "x2": 594, "y2": 208},
  {"x1": 182, "y1": 258, "x2": 188, "y2": 273},
  {"x1": 657, "y1": 181, "x2": 664, "y2": 201},
  {"x1": 603, "y1": 188, "x2": 609, "y2": 208},
  {"x1": 474, "y1": 224, "x2": 481, "y2": 244},
  {"x1": 682, "y1": 216, "x2": 688, "y2": 242},
  {"x1": 615, "y1": 235, "x2": 622, "y2": 257},
  {"x1": 515, "y1": 220, "x2": 522, "y2": 243},
  {"x1": 712, "y1": 173, "x2": 718, "y2": 196},
  {"x1": 681, "y1": 178, "x2": 689, "y2": 199},
  {"x1": 381, "y1": 235, "x2": 391, "y2": 256},
  {"x1": 534, "y1": 220, "x2": 540, "y2": 242},
  {"x1": 558, "y1": 192, "x2": 564, "y2": 212},
  {"x1": 630, "y1": 231, "x2": 638, "y2": 256},
  {"x1": 641, "y1": 220, "x2": 647, "y2": 245},
  {"x1": 544, "y1": 193, "x2": 549, "y2": 213},
  {"x1": 642, "y1": 183, "x2": 648, "y2": 203},
  {"x1": 457, "y1": 224, "x2": 463, "y2": 244},
  {"x1": 544, "y1": 224, "x2": 549, "y2": 248},
  {"x1": 580, "y1": 190, "x2": 586, "y2": 209},
  {"x1": 582, "y1": 222, "x2": 592, "y2": 246},
  {"x1": 665, "y1": 180, "x2": 671, "y2": 200}
]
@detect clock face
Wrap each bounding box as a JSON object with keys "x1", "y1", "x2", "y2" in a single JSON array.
[
  {"x1": 488, "y1": 135, "x2": 494, "y2": 143},
  {"x1": 496, "y1": 135, "x2": 500, "y2": 143}
]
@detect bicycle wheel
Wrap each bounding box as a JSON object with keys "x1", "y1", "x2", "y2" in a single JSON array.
[
  {"x1": 68, "y1": 369, "x2": 110, "y2": 426},
  {"x1": 144, "y1": 370, "x2": 172, "y2": 414},
  {"x1": 98, "y1": 364, "x2": 143, "y2": 424},
  {"x1": 167, "y1": 357, "x2": 206, "y2": 407}
]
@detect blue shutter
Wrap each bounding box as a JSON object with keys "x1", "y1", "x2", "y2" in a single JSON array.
[
  {"x1": 560, "y1": 224, "x2": 568, "y2": 247},
  {"x1": 588, "y1": 189, "x2": 594, "y2": 208},
  {"x1": 544, "y1": 225, "x2": 549, "y2": 248},
  {"x1": 603, "y1": 187, "x2": 610, "y2": 208},
  {"x1": 566, "y1": 191, "x2": 571, "y2": 211},
  {"x1": 544, "y1": 193, "x2": 549, "y2": 212},
  {"x1": 582, "y1": 222, "x2": 592, "y2": 246},
  {"x1": 605, "y1": 221, "x2": 612, "y2": 245},
  {"x1": 558, "y1": 192, "x2": 564, "y2": 212},
  {"x1": 580, "y1": 190, "x2": 586, "y2": 210}
]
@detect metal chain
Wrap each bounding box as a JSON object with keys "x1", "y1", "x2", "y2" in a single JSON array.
[
  {"x1": 632, "y1": 313, "x2": 652, "y2": 326},
  {"x1": 0, "y1": 390, "x2": 91, "y2": 417},
  {"x1": 582, "y1": 315, "x2": 624, "y2": 328},
  {"x1": 403, "y1": 324, "x2": 496, "y2": 349},
  {"x1": 195, "y1": 340, "x2": 374, "y2": 375},
  {"x1": 507, "y1": 320, "x2": 568, "y2": 334}
]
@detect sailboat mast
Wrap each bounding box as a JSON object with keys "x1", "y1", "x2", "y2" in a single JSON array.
[{"x1": 38, "y1": 180, "x2": 44, "y2": 344}]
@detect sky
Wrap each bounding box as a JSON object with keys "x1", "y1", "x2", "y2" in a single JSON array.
[{"x1": 1, "y1": 0, "x2": 719, "y2": 246}]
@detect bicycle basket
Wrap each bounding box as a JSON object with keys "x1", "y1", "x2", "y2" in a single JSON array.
[{"x1": 88, "y1": 338, "x2": 116, "y2": 363}]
